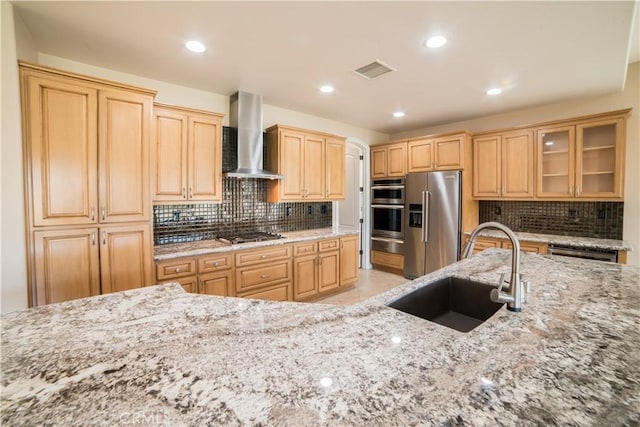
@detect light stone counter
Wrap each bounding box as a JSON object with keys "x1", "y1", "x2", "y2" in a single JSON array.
[
  {"x1": 154, "y1": 227, "x2": 359, "y2": 261},
  {"x1": 2, "y1": 250, "x2": 639, "y2": 426},
  {"x1": 465, "y1": 229, "x2": 632, "y2": 251}
]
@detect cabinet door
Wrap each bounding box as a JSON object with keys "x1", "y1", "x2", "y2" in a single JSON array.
[
  {"x1": 387, "y1": 144, "x2": 407, "y2": 177},
  {"x1": 98, "y1": 89, "x2": 151, "y2": 222},
  {"x1": 188, "y1": 114, "x2": 222, "y2": 201},
  {"x1": 434, "y1": 135, "x2": 464, "y2": 170},
  {"x1": 303, "y1": 135, "x2": 326, "y2": 199},
  {"x1": 293, "y1": 254, "x2": 318, "y2": 300},
  {"x1": 576, "y1": 118, "x2": 624, "y2": 199},
  {"x1": 152, "y1": 107, "x2": 188, "y2": 202},
  {"x1": 473, "y1": 135, "x2": 501, "y2": 198},
  {"x1": 25, "y1": 74, "x2": 98, "y2": 226},
  {"x1": 407, "y1": 139, "x2": 434, "y2": 172},
  {"x1": 279, "y1": 131, "x2": 305, "y2": 199},
  {"x1": 99, "y1": 224, "x2": 152, "y2": 294},
  {"x1": 158, "y1": 276, "x2": 198, "y2": 293},
  {"x1": 371, "y1": 147, "x2": 388, "y2": 178},
  {"x1": 325, "y1": 138, "x2": 345, "y2": 200},
  {"x1": 33, "y1": 228, "x2": 100, "y2": 306},
  {"x1": 536, "y1": 126, "x2": 575, "y2": 198},
  {"x1": 339, "y1": 236, "x2": 359, "y2": 286},
  {"x1": 199, "y1": 271, "x2": 234, "y2": 297},
  {"x1": 502, "y1": 131, "x2": 534, "y2": 198},
  {"x1": 318, "y1": 251, "x2": 340, "y2": 292}
]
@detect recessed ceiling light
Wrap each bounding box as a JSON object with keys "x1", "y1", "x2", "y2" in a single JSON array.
[
  {"x1": 320, "y1": 85, "x2": 334, "y2": 93},
  {"x1": 185, "y1": 40, "x2": 206, "y2": 53},
  {"x1": 393, "y1": 111, "x2": 405, "y2": 118},
  {"x1": 425, "y1": 35, "x2": 447, "y2": 49},
  {"x1": 486, "y1": 87, "x2": 502, "y2": 96}
]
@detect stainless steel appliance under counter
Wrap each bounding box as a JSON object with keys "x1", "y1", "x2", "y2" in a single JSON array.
[{"x1": 404, "y1": 171, "x2": 461, "y2": 279}]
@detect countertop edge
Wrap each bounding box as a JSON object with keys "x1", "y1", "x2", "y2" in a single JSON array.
[{"x1": 463, "y1": 229, "x2": 632, "y2": 251}]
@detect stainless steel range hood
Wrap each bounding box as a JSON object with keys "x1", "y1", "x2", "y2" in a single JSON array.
[{"x1": 225, "y1": 91, "x2": 284, "y2": 180}]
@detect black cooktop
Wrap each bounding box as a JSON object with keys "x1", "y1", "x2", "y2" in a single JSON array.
[{"x1": 217, "y1": 232, "x2": 284, "y2": 245}]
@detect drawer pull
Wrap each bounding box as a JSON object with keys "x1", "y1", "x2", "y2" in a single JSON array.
[
  {"x1": 261, "y1": 274, "x2": 271, "y2": 279},
  {"x1": 175, "y1": 267, "x2": 181, "y2": 273},
  {"x1": 213, "y1": 262, "x2": 219, "y2": 267},
  {"x1": 261, "y1": 255, "x2": 267, "y2": 259}
]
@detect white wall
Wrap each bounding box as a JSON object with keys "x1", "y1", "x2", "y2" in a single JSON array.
[
  {"x1": 1, "y1": 2, "x2": 29, "y2": 312},
  {"x1": 392, "y1": 62, "x2": 640, "y2": 266}
]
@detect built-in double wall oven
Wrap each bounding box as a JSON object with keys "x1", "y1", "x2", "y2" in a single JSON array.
[{"x1": 371, "y1": 178, "x2": 404, "y2": 255}]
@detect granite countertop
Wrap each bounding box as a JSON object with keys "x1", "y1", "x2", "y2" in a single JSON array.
[
  {"x1": 464, "y1": 229, "x2": 633, "y2": 251},
  {"x1": 154, "y1": 226, "x2": 359, "y2": 261},
  {"x1": 2, "y1": 250, "x2": 639, "y2": 426}
]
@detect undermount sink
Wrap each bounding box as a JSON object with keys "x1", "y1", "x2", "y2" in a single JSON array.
[{"x1": 388, "y1": 277, "x2": 504, "y2": 333}]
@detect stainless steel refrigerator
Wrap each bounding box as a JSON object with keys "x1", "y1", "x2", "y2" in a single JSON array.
[{"x1": 404, "y1": 171, "x2": 461, "y2": 279}]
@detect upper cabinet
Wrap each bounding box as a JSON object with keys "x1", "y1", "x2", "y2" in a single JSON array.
[
  {"x1": 21, "y1": 64, "x2": 153, "y2": 226},
  {"x1": 536, "y1": 116, "x2": 625, "y2": 199},
  {"x1": 473, "y1": 130, "x2": 534, "y2": 199},
  {"x1": 408, "y1": 133, "x2": 466, "y2": 172},
  {"x1": 152, "y1": 104, "x2": 224, "y2": 203},
  {"x1": 371, "y1": 141, "x2": 407, "y2": 178},
  {"x1": 266, "y1": 125, "x2": 345, "y2": 202}
]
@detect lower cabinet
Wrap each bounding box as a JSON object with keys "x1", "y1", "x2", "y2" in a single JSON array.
[
  {"x1": 155, "y1": 234, "x2": 359, "y2": 303},
  {"x1": 33, "y1": 223, "x2": 152, "y2": 306},
  {"x1": 371, "y1": 250, "x2": 404, "y2": 273},
  {"x1": 465, "y1": 236, "x2": 548, "y2": 255}
]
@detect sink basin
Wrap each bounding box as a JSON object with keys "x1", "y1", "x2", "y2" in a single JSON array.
[{"x1": 388, "y1": 277, "x2": 504, "y2": 332}]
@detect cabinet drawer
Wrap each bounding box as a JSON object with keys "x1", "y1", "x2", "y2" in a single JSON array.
[
  {"x1": 236, "y1": 260, "x2": 292, "y2": 293},
  {"x1": 502, "y1": 241, "x2": 548, "y2": 255},
  {"x1": 235, "y1": 245, "x2": 291, "y2": 267},
  {"x1": 156, "y1": 258, "x2": 197, "y2": 280},
  {"x1": 198, "y1": 253, "x2": 233, "y2": 273},
  {"x1": 293, "y1": 241, "x2": 318, "y2": 257},
  {"x1": 158, "y1": 276, "x2": 198, "y2": 293},
  {"x1": 371, "y1": 250, "x2": 404, "y2": 270},
  {"x1": 319, "y1": 238, "x2": 339, "y2": 252},
  {"x1": 240, "y1": 283, "x2": 290, "y2": 301}
]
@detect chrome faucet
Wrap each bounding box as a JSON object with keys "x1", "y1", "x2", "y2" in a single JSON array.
[{"x1": 462, "y1": 222, "x2": 526, "y2": 312}]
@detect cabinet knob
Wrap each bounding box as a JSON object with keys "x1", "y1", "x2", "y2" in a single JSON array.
[
  {"x1": 175, "y1": 267, "x2": 181, "y2": 273},
  {"x1": 261, "y1": 255, "x2": 267, "y2": 259},
  {"x1": 261, "y1": 274, "x2": 271, "y2": 279},
  {"x1": 182, "y1": 187, "x2": 186, "y2": 199},
  {"x1": 213, "y1": 262, "x2": 219, "y2": 267}
]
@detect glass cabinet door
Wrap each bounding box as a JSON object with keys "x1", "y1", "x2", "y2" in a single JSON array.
[
  {"x1": 576, "y1": 118, "x2": 623, "y2": 198},
  {"x1": 536, "y1": 126, "x2": 575, "y2": 197}
]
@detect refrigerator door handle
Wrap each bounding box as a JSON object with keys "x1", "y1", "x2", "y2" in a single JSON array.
[{"x1": 422, "y1": 191, "x2": 431, "y2": 242}]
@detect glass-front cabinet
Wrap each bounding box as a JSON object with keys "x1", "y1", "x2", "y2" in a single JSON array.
[{"x1": 536, "y1": 115, "x2": 625, "y2": 200}]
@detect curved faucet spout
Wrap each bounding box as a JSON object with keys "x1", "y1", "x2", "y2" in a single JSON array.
[{"x1": 463, "y1": 222, "x2": 524, "y2": 312}]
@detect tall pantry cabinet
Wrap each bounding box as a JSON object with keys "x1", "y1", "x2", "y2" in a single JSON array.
[{"x1": 20, "y1": 62, "x2": 156, "y2": 306}]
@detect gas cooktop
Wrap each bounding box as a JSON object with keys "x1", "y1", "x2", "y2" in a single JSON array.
[{"x1": 217, "y1": 232, "x2": 285, "y2": 245}]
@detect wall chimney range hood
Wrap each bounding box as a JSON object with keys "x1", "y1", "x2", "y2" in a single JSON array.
[{"x1": 225, "y1": 91, "x2": 284, "y2": 180}]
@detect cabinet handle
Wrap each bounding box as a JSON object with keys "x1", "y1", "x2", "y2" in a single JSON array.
[
  {"x1": 189, "y1": 187, "x2": 193, "y2": 198},
  {"x1": 90, "y1": 207, "x2": 95, "y2": 221},
  {"x1": 102, "y1": 231, "x2": 106, "y2": 245},
  {"x1": 101, "y1": 207, "x2": 106, "y2": 221},
  {"x1": 175, "y1": 267, "x2": 181, "y2": 273},
  {"x1": 91, "y1": 232, "x2": 96, "y2": 245},
  {"x1": 182, "y1": 187, "x2": 186, "y2": 199},
  {"x1": 261, "y1": 274, "x2": 271, "y2": 279},
  {"x1": 213, "y1": 262, "x2": 219, "y2": 267},
  {"x1": 261, "y1": 255, "x2": 267, "y2": 259}
]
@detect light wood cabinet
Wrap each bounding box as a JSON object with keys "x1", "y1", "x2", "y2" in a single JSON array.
[
  {"x1": 21, "y1": 62, "x2": 156, "y2": 306},
  {"x1": 536, "y1": 116, "x2": 625, "y2": 200},
  {"x1": 199, "y1": 271, "x2": 234, "y2": 297},
  {"x1": 293, "y1": 252, "x2": 319, "y2": 300},
  {"x1": 99, "y1": 224, "x2": 153, "y2": 294},
  {"x1": 156, "y1": 253, "x2": 233, "y2": 297},
  {"x1": 408, "y1": 133, "x2": 465, "y2": 172},
  {"x1": 371, "y1": 250, "x2": 404, "y2": 272},
  {"x1": 371, "y1": 141, "x2": 407, "y2": 178},
  {"x1": 33, "y1": 228, "x2": 100, "y2": 305},
  {"x1": 266, "y1": 125, "x2": 345, "y2": 201},
  {"x1": 339, "y1": 235, "x2": 359, "y2": 286},
  {"x1": 152, "y1": 104, "x2": 223, "y2": 203},
  {"x1": 235, "y1": 245, "x2": 293, "y2": 301},
  {"x1": 473, "y1": 130, "x2": 534, "y2": 199},
  {"x1": 465, "y1": 236, "x2": 548, "y2": 255}
]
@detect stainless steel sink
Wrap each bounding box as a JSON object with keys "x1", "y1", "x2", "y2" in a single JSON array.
[{"x1": 388, "y1": 277, "x2": 504, "y2": 332}]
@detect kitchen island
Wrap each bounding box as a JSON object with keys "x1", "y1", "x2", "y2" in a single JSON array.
[{"x1": 2, "y1": 250, "x2": 638, "y2": 426}]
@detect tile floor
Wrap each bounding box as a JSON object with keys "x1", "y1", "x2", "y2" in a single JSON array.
[{"x1": 313, "y1": 268, "x2": 408, "y2": 305}]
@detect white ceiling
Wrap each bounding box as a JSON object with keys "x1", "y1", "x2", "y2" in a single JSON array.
[{"x1": 11, "y1": 1, "x2": 639, "y2": 135}]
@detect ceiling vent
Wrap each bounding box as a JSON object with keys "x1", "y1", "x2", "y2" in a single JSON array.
[{"x1": 353, "y1": 60, "x2": 396, "y2": 79}]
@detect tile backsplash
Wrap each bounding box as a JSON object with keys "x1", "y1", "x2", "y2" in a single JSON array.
[
  {"x1": 479, "y1": 201, "x2": 623, "y2": 239},
  {"x1": 154, "y1": 127, "x2": 331, "y2": 245}
]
